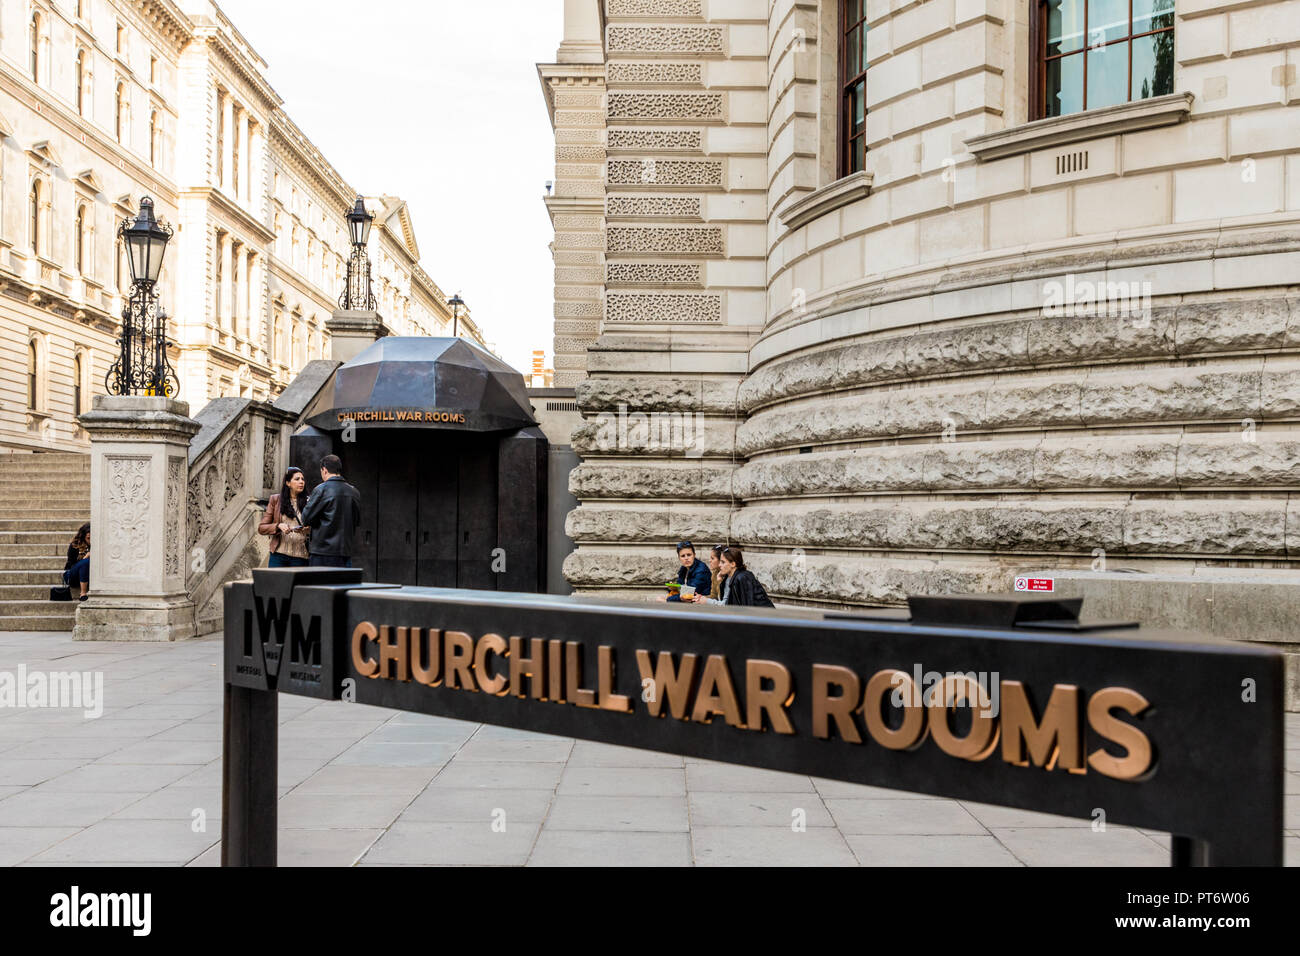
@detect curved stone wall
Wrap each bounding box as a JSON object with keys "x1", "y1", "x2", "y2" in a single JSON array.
[{"x1": 556, "y1": 0, "x2": 1300, "y2": 610}]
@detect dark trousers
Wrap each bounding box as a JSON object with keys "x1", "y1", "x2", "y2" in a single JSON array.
[
  {"x1": 268, "y1": 552, "x2": 309, "y2": 568},
  {"x1": 64, "y1": 558, "x2": 90, "y2": 587},
  {"x1": 309, "y1": 554, "x2": 352, "y2": 568}
]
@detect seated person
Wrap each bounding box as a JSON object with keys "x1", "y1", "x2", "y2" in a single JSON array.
[
  {"x1": 660, "y1": 540, "x2": 712, "y2": 603},
  {"x1": 693, "y1": 546, "x2": 774, "y2": 608}
]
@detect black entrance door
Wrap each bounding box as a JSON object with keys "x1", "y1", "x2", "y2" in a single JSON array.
[{"x1": 345, "y1": 430, "x2": 498, "y2": 589}]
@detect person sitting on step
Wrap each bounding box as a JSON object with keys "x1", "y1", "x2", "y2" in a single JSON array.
[{"x1": 63, "y1": 522, "x2": 91, "y2": 602}]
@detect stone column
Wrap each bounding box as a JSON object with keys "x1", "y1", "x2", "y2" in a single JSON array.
[
  {"x1": 74, "y1": 396, "x2": 201, "y2": 642},
  {"x1": 221, "y1": 93, "x2": 234, "y2": 190},
  {"x1": 325, "y1": 309, "x2": 389, "y2": 363},
  {"x1": 238, "y1": 110, "x2": 250, "y2": 203},
  {"x1": 248, "y1": 252, "x2": 263, "y2": 361},
  {"x1": 234, "y1": 242, "x2": 247, "y2": 346},
  {"x1": 219, "y1": 232, "x2": 234, "y2": 338}
]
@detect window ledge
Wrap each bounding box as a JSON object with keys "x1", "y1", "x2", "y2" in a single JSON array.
[
  {"x1": 778, "y1": 171, "x2": 873, "y2": 232},
  {"x1": 964, "y1": 91, "x2": 1194, "y2": 162}
]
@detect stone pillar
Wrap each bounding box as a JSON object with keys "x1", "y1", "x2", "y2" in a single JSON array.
[
  {"x1": 221, "y1": 93, "x2": 234, "y2": 190},
  {"x1": 219, "y1": 233, "x2": 234, "y2": 337},
  {"x1": 234, "y1": 242, "x2": 247, "y2": 346},
  {"x1": 325, "y1": 308, "x2": 389, "y2": 363},
  {"x1": 74, "y1": 396, "x2": 201, "y2": 642},
  {"x1": 249, "y1": 252, "x2": 264, "y2": 361},
  {"x1": 238, "y1": 110, "x2": 250, "y2": 203}
]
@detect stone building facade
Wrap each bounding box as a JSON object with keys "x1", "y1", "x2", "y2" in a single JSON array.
[
  {"x1": 1, "y1": 0, "x2": 482, "y2": 453},
  {"x1": 543, "y1": 0, "x2": 1300, "y2": 622}
]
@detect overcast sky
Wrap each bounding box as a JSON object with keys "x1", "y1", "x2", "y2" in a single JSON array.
[{"x1": 217, "y1": 0, "x2": 565, "y2": 373}]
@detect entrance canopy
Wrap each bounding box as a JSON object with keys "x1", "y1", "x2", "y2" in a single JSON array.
[{"x1": 303, "y1": 336, "x2": 536, "y2": 433}]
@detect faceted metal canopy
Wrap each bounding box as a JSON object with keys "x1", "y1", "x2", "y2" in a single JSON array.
[{"x1": 302, "y1": 337, "x2": 537, "y2": 433}]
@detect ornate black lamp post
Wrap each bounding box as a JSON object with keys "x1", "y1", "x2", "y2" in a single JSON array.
[
  {"x1": 448, "y1": 292, "x2": 465, "y2": 338},
  {"x1": 106, "y1": 196, "x2": 176, "y2": 396},
  {"x1": 339, "y1": 195, "x2": 376, "y2": 311}
]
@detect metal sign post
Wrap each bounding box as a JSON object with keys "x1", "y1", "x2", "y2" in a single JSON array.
[{"x1": 222, "y1": 568, "x2": 1285, "y2": 867}]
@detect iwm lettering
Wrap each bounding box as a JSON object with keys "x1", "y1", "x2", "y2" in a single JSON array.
[{"x1": 350, "y1": 622, "x2": 1154, "y2": 782}]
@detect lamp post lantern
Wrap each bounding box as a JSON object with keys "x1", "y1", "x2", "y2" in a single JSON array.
[
  {"x1": 339, "y1": 195, "x2": 376, "y2": 311},
  {"x1": 448, "y1": 293, "x2": 465, "y2": 338},
  {"x1": 106, "y1": 196, "x2": 176, "y2": 396}
]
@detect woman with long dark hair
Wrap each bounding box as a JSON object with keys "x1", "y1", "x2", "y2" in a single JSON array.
[
  {"x1": 63, "y1": 522, "x2": 91, "y2": 601},
  {"x1": 693, "y1": 546, "x2": 774, "y2": 608},
  {"x1": 258, "y1": 466, "x2": 311, "y2": 567}
]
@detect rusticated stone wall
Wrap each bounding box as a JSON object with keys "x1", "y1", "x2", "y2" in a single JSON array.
[{"x1": 546, "y1": 0, "x2": 1300, "y2": 643}]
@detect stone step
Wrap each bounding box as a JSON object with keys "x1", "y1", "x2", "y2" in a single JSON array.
[
  {"x1": 0, "y1": 584, "x2": 62, "y2": 600},
  {"x1": 0, "y1": 531, "x2": 77, "y2": 545},
  {"x1": 0, "y1": 512, "x2": 87, "y2": 520},
  {"x1": 0, "y1": 469, "x2": 92, "y2": 480},
  {"x1": 0, "y1": 599, "x2": 80, "y2": 618},
  {"x1": 0, "y1": 615, "x2": 75, "y2": 631},
  {"x1": 0, "y1": 555, "x2": 69, "y2": 568},
  {"x1": 0, "y1": 546, "x2": 70, "y2": 560},
  {"x1": 0, "y1": 569, "x2": 69, "y2": 584},
  {"x1": 0, "y1": 519, "x2": 92, "y2": 531}
]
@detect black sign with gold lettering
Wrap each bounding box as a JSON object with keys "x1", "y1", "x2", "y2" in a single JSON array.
[{"x1": 222, "y1": 569, "x2": 1285, "y2": 866}]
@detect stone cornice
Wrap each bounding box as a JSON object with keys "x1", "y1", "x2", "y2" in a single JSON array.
[
  {"x1": 184, "y1": 187, "x2": 276, "y2": 243},
  {"x1": 965, "y1": 92, "x2": 1195, "y2": 162},
  {"x1": 269, "y1": 112, "x2": 356, "y2": 213},
  {"x1": 778, "y1": 171, "x2": 872, "y2": 233},
  {"x1": 131, "y1": 0, "x2": 195, "y2": 54},
  {"x1": 192, "y1": 25, "x2": 281, "y2": 111},
  {"x1": 537, "y1": 63, "x2": 607, "y2": 125}
]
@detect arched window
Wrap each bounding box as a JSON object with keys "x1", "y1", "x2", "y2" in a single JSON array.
[
  {"x1": 115, "y1": 83, "x2": 127, "y2": 142},
  {"x1": 29, "y1": 180, "x2": 41, "y2": 254},
  {"x1": 27, "y1": 339, "x2": 40, "y2": 411},
  {"x1": 29, "y1": 12, "x2": 41, "y2": 84},
  {"x1": 149, "y1": 110, "x2": 159, "y2": 166},
  {"x1": 75, "y1": 49, "x2": 85, "y2": 114},
  {"x1": 75, "y1": 204, "x2": 86, "y2": 273},
  {"x1": 73, "y1": 353, "x2": 84, "y2": 415}
]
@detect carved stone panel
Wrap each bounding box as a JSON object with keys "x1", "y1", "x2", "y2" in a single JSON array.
[
  {"x1": 605, "y1": 292, "x2": 722, "y2": 323},
  {"x1": 607, "y1": 128, "x2": 703, "y2": 151},
  {"x1": 166, "y1": 456, "x2": 183, "y2": 577},
  {"x1": 105, "y1": 456, "x2": 151, "y2": 568},
  {"x1": 607, "y1": 92, "x2": 723, "y2": 122},
  {"x1": 607, "y1": 159, "x2": 723, "y2": 187},
  {"x1": 607, "y1": 226, "x2": 724, "y2": 255},
  {"x1": 606, "y1": 26, "x2": 724, "y2": 56},
  {"x1": 263, "y1": 427, "x2": 279, "y2": 490}
]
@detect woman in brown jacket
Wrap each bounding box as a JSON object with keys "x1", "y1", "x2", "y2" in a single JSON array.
[{"x1": 259, "y1": 466, "x2": 311, "y2": 567}]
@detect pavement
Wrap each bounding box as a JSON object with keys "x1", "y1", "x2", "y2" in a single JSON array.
[{"x1": 0, "y1": 630, "x2": 1296, "y2": 867}]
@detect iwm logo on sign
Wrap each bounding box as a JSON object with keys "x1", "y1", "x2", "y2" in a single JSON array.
[{"x1": 223, "y1": 568, "x2": 391, "y2": 698}]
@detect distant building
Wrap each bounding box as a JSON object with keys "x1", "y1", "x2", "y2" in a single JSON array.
[
  {"x1": 529, "y1": 349, "x2": 554, "y2": 388},
  {"x1": 2, "y1": 0, "x2": 484, "y2": 453}
]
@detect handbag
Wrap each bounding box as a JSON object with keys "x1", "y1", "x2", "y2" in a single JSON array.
[{"x1": 50, "y1": 585, "x2": 72, "y2": 602}]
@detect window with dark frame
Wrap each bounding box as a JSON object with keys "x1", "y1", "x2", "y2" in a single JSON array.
[
  {"x1": 1035, "y1": 0, "x2": 1175, "y2": 119},
  {"x1": 75, "y1": 49, "x2": 85, "y2": 114},
  {"x1": 29, "y1": 180, "x2": 41, "y2": 254},
  {"x1": 28, "y1": 341, "x2": 39, "y2": 410},
  {"x1": 839, "y1": 0, "x2": 867, "y2": 176},
  {"x1": 75, "y1": 204, "x2": 86, "y2": 273},
  {"x1": 29, "y1": 11, "x2": 40, "y2": 84},
  {"x1": 73, "y1": 354, "x2": 84, "y2": 416}
]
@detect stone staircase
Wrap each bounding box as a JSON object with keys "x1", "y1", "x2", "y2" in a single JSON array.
[{"x1": 0, "y1": 452, "x2": 91, "y2": 632}]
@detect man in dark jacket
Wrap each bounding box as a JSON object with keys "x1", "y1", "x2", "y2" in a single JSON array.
[
  {"x1": 662, "y1": 540, "x2": 712, "y2": 603},
  {"x1": 300, "y1": 454, "x2": 362, "y2": 568}
]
